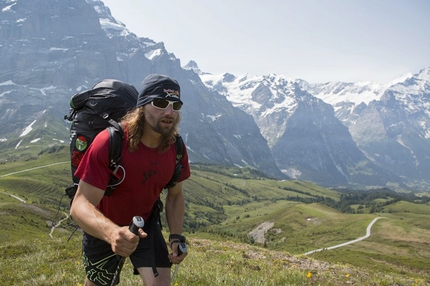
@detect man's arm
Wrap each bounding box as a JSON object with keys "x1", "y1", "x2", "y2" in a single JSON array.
[
  {"x1": 70, "y1": 180, "x2": 146, "y2": 257},
  {"x1": 165, "y1": 181, "x2": 187, "y2": 263}
]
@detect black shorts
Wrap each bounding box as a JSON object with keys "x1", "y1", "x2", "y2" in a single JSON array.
[{"x1": 82, "y1": 218, "x2": 170, "y2": 286}]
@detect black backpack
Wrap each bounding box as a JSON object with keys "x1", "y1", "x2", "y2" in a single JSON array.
[
  {"x1": 63, "y1": 79, "x2": 138, "y2": 201},
  {"x1": 64, "y1": 79, "x2": 185, "y2": 204}
]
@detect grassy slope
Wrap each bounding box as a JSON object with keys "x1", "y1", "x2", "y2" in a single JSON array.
[{"x1": 0, "y1": 147, "x2": 429, "y2": 285}]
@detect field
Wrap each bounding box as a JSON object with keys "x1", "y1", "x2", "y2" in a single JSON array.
[{"x1": 0, "y1": 146, "x2": 429, "y2": 285}]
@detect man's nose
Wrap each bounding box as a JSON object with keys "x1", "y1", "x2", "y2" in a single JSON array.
[{"x1": 164, "y1": 104, "x2": 175, "y2": 114}]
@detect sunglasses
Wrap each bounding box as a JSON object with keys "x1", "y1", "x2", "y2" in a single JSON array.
[{"x1": 151, "y1": 99, "x2": 182, "y2": 111}]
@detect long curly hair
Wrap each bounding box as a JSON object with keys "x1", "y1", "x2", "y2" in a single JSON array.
[{"x1": 120, "y1": 106, "x2": 181, "y2": 153}]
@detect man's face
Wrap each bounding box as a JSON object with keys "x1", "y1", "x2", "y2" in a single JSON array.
[{"x1": 144, "y1": 100, "x2": 180, "y2": 136}]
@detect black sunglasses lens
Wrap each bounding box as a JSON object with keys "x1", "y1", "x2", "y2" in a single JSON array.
[
  {"x1": 153, "y1": 99, "x2": 169, "y2": 108},
  {"x1": 152, "y1": 99, "x2": 182, "y2": 111},
  {"x1": 172, "y1": 102, "x2": 182, "y2": 110}
]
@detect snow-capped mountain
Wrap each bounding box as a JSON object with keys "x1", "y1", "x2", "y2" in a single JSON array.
[
  {"x1": 200, "y1": 72, "x2": 402, "y2": 188},
  {"x1": 306, "y1": 68, "x2": 430, "y2": 186},
  {"x1": 199, "y1": 68, "x2": 430, "y2": 189}
]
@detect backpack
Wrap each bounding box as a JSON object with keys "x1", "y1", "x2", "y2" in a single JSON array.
[{"x1": 64, "y1": 79, "x2": 185, "y2": 204}]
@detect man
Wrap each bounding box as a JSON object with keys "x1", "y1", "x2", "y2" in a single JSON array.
[{"x1": 70, "y1": 74, "x2": 190, "y2": 286}]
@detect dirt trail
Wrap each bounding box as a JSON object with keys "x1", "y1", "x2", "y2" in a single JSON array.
[
  {"x1": 49, "y1": 212, "x2": 70, "y2": 238},
  {"x1": 0, "y1": 191, "x2": 26, "y2": 203},
  {"x1": 0, "y1": 161, "x2": 68, "y2": 178},
  {"x1": 248, "y1": 217, "x2": 385, "y2": 255},
  {"x1": 304, "y1": 217, "x2": 385, "y2": 255}
]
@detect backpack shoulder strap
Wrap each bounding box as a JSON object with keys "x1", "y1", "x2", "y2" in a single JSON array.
[
  {"x1": 107, "y1": 122, "x2": 124, "y2": 171},
  {"x1": 164, "y1": 134, "x2": 185, "y2": 189},
  {"x1": 105, "y1": 123, "x2": 124, "y2": 196},
  {"x1": 174, "y1": 134, "x2": 184, "y2": 163}
]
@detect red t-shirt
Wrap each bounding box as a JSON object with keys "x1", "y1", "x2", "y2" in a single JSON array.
[{"x1": 74, "y1": 129, "x2": 191, "y2": 226}]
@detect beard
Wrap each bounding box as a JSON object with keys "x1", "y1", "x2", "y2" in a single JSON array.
[{"x1": 146, "y1": 112, "x2": 178, "y2": 137}]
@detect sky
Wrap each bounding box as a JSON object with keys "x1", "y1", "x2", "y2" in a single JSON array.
[{"x1": 100, "y1": 0, "x2": 430, "y2": 84}]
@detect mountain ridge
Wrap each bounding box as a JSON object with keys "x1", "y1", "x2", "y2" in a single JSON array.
[{"x1": 199, "y1": 66, "x2": 429, "y2": 189}]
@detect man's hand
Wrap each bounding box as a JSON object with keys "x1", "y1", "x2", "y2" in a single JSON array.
[
  {"x1": 168, "y1": 239, "x2": 188, "y2": 264},
  {"x1": 110, "y1": 226, "x2": 147, "y2": 257}
]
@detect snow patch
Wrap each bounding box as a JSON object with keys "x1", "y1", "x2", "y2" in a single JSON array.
[
  {"x1": 15, "y1": 140, "x2": 22, "y2": 149},
  {"x1": 99, "y1": 18, "x2": 123, "y2": 31},
  {"x1": 20, "y1": 120, "x2": 37, "y2": 137},
  {"x1": 0, "y1": 90, "x2": 13, "y2": 98},
  {"x1": 99, "y1": 18, "x2": 131, "y2": 38},
  {"x1": 396, "y1": 135, "x2": 418, "y2": 166},
  {"x1": 50, "y1": 47, "x2": 68, "y2": 52},
  {"x1": 0, "y1": 80, "x2": 16, "y2": 86},
  {"x1": 186, "y1": 145, "x2": 195, "y2": 153},
  {"x1": 206, "y1": 115, "x2": 217, "y2": 122},
  {"x1": 145, "y1": 49, "x2": 162, "y2": 60},
  {"x1": 2, "y1": 2, "x2": 17, "y2": 12},
  {"x1": 281, "y1": 168, "x2": 302, "y2": 179},
  {"x1": 29, "y1": 86, "x2": 56, "y2": 96}
]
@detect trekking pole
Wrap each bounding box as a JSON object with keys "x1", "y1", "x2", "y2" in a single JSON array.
[
  {"x1": 171, "y1": 242, "x2": 188, "y2": 283},
  {"x1": 110, "y1": 216, "x2": 145, "y2": 286}
]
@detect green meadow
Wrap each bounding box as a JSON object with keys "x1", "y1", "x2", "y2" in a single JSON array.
[{"x1": 0, "y1": 146, "x2": 429, "y2": 285}]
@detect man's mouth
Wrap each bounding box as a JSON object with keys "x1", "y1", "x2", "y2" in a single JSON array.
[{"x1": 161, "y1": 118, "x2": 173, "y2": 125}]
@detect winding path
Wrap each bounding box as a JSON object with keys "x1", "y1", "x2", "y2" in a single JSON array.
[
  {"x1": 0, "y1": 161, "x2": 68, "y2": 178},
  {"x1": 304, "y1": 217, "x2": 385, "y2": 255},
  {"x1": 49, "y1": 212, "x2": 70, "y2": 238},
  {"x1": 0, "y1": 161, "x2": 70, "y2": 238},
  {"x1": 0, "y1": 161, "x2": 68, "y2": 203},
  {"x1": 0, "y1": 191, "x2": 26, "y2": 203}
]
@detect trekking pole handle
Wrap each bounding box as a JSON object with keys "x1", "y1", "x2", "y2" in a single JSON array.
[
  {"x1": 129, "y1": 216, "x2": 145, "y2": 235},
  {"x1": 178, "y1": 242, "x2": 188, "y2": 255},
  {"x1": 110, "y1": 216, "x2": 144, "y2": 286}
]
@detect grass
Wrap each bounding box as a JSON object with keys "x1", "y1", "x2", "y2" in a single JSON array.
[
  {"x1": 1, "y1": 232, "x2": 427, "y2": 286},
  {"x1": 0, "y1": 146, "x2": 430, "y2": 285}
]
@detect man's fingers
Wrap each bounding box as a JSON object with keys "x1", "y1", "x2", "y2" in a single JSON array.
[
  {"x1": 138, "y1": 228, "x2": 148, "y2": 238},
  {"x1": 169, "y1": 252, "x2": 187, "y2": 264}
]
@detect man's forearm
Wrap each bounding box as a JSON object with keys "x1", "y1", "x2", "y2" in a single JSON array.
[
  {"x1": 71, "y1": 199, "x2": 119, "y2": 242},
  {"x1": 70, "y1": 181, "x2": 119, "y2": 243},
  {"x1": 165, "y1": 189, "x2": 185, "y2": 235}
]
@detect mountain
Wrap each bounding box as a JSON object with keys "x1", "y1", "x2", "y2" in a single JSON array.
[
  {"x1": 307, "y1": 68, "x2": 430, "y2": 189},
  {"x1": 1, "y1": 0, "x2": 429, "y2": 189},
  {"x1": 200, "y1": 73, "x2": 403, "y2": 188},
  {"x1": 199, "y1": 68, "x2": 430, "y2": 189},
  {"x1": 0, "y1": 0, "x2": 283, "y2": 179}
]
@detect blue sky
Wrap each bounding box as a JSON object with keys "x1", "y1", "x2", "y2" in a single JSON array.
[{"x1": 101, "y1": 0, "x2": 430, "y2": 83}]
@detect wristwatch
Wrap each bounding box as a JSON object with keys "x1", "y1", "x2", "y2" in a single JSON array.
[{"x1": 169, "y1": 233, "x2": 186, "y2": 243}]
